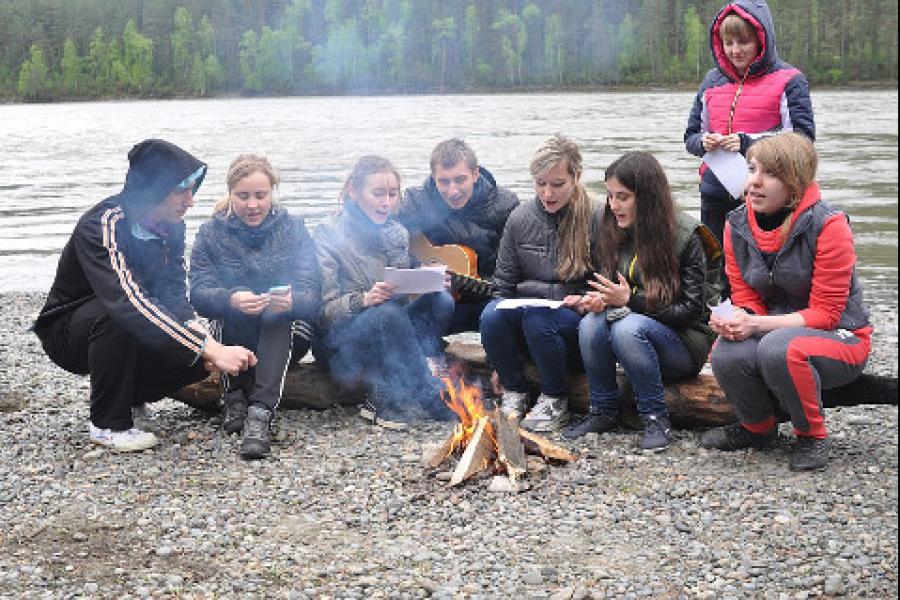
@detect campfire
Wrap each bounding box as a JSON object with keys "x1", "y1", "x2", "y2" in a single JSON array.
[{"x1": 425, "y1": 362, "x2": 577, "y2": 490}]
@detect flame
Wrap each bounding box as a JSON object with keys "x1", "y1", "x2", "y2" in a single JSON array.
[{"x1": 440, "y1": 375, "x2": 494, "y2": 454}]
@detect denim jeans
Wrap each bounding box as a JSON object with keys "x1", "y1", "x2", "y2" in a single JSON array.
[
  {"x1": 579, "y1": 311, "x2": 694, "y2": 416},
  {"x1": 479, "y1": 299, "x2": 583, "y2": 398},
  {"x1": 324, "y1": 291, "x2": 455, "y2": 414}
]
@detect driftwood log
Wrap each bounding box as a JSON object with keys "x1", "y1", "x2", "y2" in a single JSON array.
[{"x1": 175, "y1": 340, "x2": 898, "y2": 428}]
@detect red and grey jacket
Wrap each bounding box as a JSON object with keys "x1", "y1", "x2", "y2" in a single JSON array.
[
  {"x1": 33, "y1": 139, "x2": 209, "y2": 367},
  {"x1": 684, "y1": 0, "x2": 816, "y2": 199},
  {"x1": 724, "y1": 182, "x2": 870, "y2": 335}
]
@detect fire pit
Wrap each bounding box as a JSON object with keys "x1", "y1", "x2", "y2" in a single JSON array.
[{"x1": 425, "y1": 364, "x2": 577, "y2": 490}]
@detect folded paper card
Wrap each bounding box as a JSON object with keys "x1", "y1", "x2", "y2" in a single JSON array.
[{"x1": 383, "y1": 266, "x2": 447, "y2": 294}]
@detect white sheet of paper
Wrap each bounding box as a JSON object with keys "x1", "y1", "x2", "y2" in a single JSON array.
[
  {"x1": 496, "y1": 298, "x2": 564, "y2": 310},
  {"x1": 710, "y1": 298, "x2": 735, "y2": 319},
  {"x1": 383, "y1": 265, "x2": 446, "y2": 294},
  {"x1": 703, "y1": 148, "x2": 749, "y2": 200}
]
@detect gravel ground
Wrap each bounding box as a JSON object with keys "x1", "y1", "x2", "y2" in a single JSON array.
[{"x1": 1, "y1": 291, "x2": 897, "y2": 599}]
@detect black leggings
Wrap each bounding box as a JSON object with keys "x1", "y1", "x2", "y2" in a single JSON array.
[{"x1": 701, "y1": 193, "x2": 742, "y2": 299}]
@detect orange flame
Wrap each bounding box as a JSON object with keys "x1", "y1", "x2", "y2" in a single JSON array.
[{"x1": 440, "y1": 376, "x2": 495, "y2": 454}]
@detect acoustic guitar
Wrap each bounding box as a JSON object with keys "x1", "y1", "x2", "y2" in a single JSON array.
[{"x1": 410, "y1": 234, "x2": 496, "y2": 301}]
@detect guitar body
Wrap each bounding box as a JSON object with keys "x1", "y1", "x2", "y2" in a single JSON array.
[{"x1": 410, "y1": 234, "x2": 495, "y2": 302}]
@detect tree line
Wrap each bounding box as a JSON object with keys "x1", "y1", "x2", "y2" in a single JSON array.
[{"x1": 2, "y1": 0, "x2": 897, "y2": 102}]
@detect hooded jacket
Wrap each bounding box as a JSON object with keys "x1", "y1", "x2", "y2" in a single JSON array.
[
  {"x1": 398, "y1": 167, "x2": 519, "y2": 279},
  {"x1": 189, "y1": 205, "x2": 320, "y2": 323},
  {"x1": 33, "y1": 139, "x2": 209, "y2": 367},
  {"x1": 314, "y1": 202, "x2": 412, "y2": 332},
  {"x1": 492, "y1": 198, "x2": 604, "y2": 300},
  {"x1": 684, "y1": 0, "x2": 815, "y2": 199}
]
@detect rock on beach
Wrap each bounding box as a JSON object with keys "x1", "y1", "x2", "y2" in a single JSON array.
[{"x1": 0, "y1": 291, "x2": 897, "y2": 598}]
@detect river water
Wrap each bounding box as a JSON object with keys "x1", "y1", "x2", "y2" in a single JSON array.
[{"x1": 0, "y1": 91, "x2": 896, "y2": 303}]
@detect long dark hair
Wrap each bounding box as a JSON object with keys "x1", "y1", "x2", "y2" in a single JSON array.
[{"x1": 600, "y1": 152, "x2": 679, "y2": 310}]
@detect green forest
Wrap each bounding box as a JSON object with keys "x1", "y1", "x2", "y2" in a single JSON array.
[{"x1": 2, "y1": 0, "x2": 897, "y2": 102}]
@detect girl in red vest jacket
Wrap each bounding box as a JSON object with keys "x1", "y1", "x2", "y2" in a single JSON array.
[
  {"x1": 684, "y1": 0, "x2": 815, "y2": 294},
  {"x1": 701, "y1": 133, "x2": 871, "y2": 472}
]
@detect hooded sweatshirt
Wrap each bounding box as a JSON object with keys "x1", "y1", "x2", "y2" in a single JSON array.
[
  {"x1": 684, "y1": 0, "x2": 816, "y2": 199},
  {"x1": 33, "y1": 139, "x2": 209, "y2": 367}
]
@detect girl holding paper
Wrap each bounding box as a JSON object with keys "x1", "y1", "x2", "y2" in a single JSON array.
[
  {"x1": 313, "y1": 155, "x2": 455, "y2": 430},
  {"x1": 480, "y1": 135, "x2": 604, "y2": 432},
  {"x1": 562, "y1": 152, "x2": 721, "y2": 452},
  {"x1": 189, "y1": 154, "x2": 320, "y2": 460},
  {"x1": 683, "y1": 0, "x2": 815, "y2": 281},
  {"x1": 701, "y1": 133, "x2": 871, "y2": 471}
]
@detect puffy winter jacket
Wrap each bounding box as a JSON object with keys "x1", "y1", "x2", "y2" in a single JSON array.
[
  {"x1": 614, "y1": 213, "x2": 722, "y2": 374},
  {"x1": 314, "y1": 202, "x2": 412, "y2": 331},
  {"x1": 189, "y1": 206, "x2": 320, "y2": 323},
  {"x1": 725, "y1": 182, "x2": 870, "y2": 332},
  {"x1": 684, "y1": 0, "x2": 815, "y2": 199},
  {"x1": 493, "y1": 198, "x2": 604, "y2": 300},
  {"x1": 33, "y1": 139, "x2": 208, "y2": 367},
  {"x1": 398, "y1": 167, "x2": 519, "y2": 279}
]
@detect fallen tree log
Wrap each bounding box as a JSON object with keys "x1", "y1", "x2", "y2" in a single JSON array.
[{"x1": 174, "y1": 340, "x2": 898, "y2": 427}]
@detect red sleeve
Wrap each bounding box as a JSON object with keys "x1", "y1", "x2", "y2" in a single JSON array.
[
  {"x1": 724, "y1": 221, "x2": 768, "y2": 315},
  {"x1": 798, "y1": 214, "x2": 855, "y2": 330}
]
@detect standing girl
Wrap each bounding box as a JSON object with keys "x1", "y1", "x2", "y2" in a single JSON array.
[
  {"x1": 562, "y1": 152, "x2": 721, "y2": 451},
  {"x1": 480, "y1": 135, "x2": 603, "y2": 432},
  {"x1": 314, "y1": 156, "x2": 455, "y2": 430},
  {"x1": 190, "y1": 155, "x2": 320, "y2": 460},
  {"x1": 702, "y1": 133, "x2": 871, "y2": 471},
  {"x1": 684, "y1": 0, "x2": 815, "y2": 284}
]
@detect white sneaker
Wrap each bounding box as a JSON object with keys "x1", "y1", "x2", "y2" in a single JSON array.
[
  {"x1": 132, "y1": 403, "x2": 161, "y2": 434},
  {"x1": 89, "y1": 423, "x2": 158, "y2": 452},
  {"x1": 521, "y1": 394, "x2": 569, "y2": 432},
  {"x1": 499, "y1": 391, "x2": 528, "y2": 421}
]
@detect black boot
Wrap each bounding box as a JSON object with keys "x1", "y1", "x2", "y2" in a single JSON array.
[
  {"x1": 700, "y1": 422, "x2": 778, "y2": 451},
  {"x1": 221, "y1": 388, "x2": 248, "y2": 435},
  {"x1": 240, "y1": 406, "x2": 272, "y2": 460},
  {"x1": 790, "y1": 436, "x2": 829, "y2": 471},
  {"x1": 561, "y1": 411, "x2": 619, "y2": 439}
]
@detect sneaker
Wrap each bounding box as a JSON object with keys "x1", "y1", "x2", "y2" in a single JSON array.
[
  {"x1": 221, "y1": 389, "x2": 248, "y2": 435},
  {"x1": 132, "y1": 403, "x2": 161, "y2": 435},
  {"x1": 700, "y1": 422, "x2": 778, "y2": 451},
  {"x1": 359, "y1": 398, "x2": 411, "y2": 431},
  {"x1": 641, "y1": 414, "x2": 673, "y2": 452},
  {"x1": 240, "y1": 406, "x2": 272, "y2": 460},
  {"x1": 359, "y1": 399, "x2": 377, "y2": 423},
  {"x1": 521, "y1": 394, "x2": 569, "y2": 432},
  {"x1": 89, "y1": 423, "x2": 158, "y2": 452},
  {"x1": 790, "y1": 436, "x2": 829, "y2": 472},
  {"x1": 562, "y1": 411, "x2": 619, "y2": 440},
  {"x1": 499, "y1": 391, "x2": 528, "y2": 421}
]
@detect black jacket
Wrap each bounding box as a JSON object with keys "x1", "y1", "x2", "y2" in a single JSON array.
[
  {"x1": 33, "y1": 139, "x2": 208, "y2": 367},
  {"x1": 493, "y1": 197, "x2": 604, "y2": 300},
  {"x1": 398, "y1": 167, "x2": 519, "y2": 279},
  {"x1": 189, "y1": 206, "x2": 320, "y2": 323}
]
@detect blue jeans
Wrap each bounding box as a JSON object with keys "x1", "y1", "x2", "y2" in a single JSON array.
[
  {"x1": 448, "y1": 299, "x2": 491, "y2": 335},
  {"x1": 325, "y1": 291, "x2": 455, "y2": 414},
  {"x1": 479, "y1": 299, "x2": 583, "y2": 397},
  {"x1": 579, "y1": 311, "x2": 694, "y2": 416}
]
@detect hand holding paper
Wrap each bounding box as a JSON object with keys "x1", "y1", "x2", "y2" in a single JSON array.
[{"x1": 709, "y1": 298, "x2": 735, "y2": 320}]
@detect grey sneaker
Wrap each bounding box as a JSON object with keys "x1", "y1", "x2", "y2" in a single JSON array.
[
  {"x1": 132, "y1": 403, "x2": 161, "y2": 435},
  {"x1": 789, "y1": 436, "x2": 829, "y2": 471},
  {"x1": 240, "y1": 406, "x2": 272, "y2": 460},
  {"x1": 222, "y1": 389, "x2": 248, "y2": 435},
  {"x1": 499, "y1": 391, "x2": 528, "y2": 420},
  {"x1": 521, "y1": 394, "x2": 569, "y2": 432},
  {"x1": 641, "y1": 414, "x2": 673, "y2": 452}
]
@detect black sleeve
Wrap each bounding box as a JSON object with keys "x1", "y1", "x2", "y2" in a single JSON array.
[{"x1": 628, "y1": 233, "x2": 707, "y2": 329}]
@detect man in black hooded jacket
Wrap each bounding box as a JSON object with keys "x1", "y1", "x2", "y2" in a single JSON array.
[
  {"x1": 33, "y1": 139, "x2": 257, "y2": 452},
  {"x1": 398, "y1": 138, "x2": 519, "y2": 334}
]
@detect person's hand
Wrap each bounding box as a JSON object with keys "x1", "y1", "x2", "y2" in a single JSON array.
[
  {"x1": 720, "y1": 133, "x2": 742, "y2": 152},
  {"x1": 363, "y1": 282, "x2": 396, "y2": 307},
  {"x1": 491, "y1": 370, "x2": 505, "y2": 396},
  {"x1": 267, "y1": 288, "x2": 293, "y2": 314},
  {"x1": 582, "y1": 291, "x2": 606, "y2": 314},
  {"x1": 444, "y1": 272, "x2": 453, "y2": 291},
  {"x1": 703, "y1": 133, "x2": 723, "y2": 152},
  {"x1": 710, "y1": 307, "x2": 755, "y2": 342},
  {"x1": 230, "y1": 291, "x2": 269, "y2": 315},
  {"x1": 588, "y1": 272, "x2": 631, "y2": 308},
  {"x1": 203, "y1": 339, "x2": 257, "y2": 375}
]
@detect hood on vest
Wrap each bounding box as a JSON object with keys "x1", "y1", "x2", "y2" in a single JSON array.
[
  {"x1": 710, "y1": 0, "x2": 778, "y2": 81},
  {"x1": 121, "y1": 139, "x2": 207, "y2": 217}
]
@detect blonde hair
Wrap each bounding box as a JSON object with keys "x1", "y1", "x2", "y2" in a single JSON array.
[
  {"x1": 213, "y1": 154, "x2": 280, "y2": 215},
  {"x1": 530, "y1": 135, "x2": 595, "y2": 281},
  {"x1": 746, "y1": 132, "x2": 818, "y2": 238},
  {"x1": 720, "y1": 13, "x2": 758, "y2": 43},
  {"x1": 339, "y1": 155, "x2": 401, "y2": 207}
]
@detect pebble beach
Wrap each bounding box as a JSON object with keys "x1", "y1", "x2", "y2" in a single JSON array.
[{"x1": 1, "y1": 291, "x2": 897, "y2": 599}]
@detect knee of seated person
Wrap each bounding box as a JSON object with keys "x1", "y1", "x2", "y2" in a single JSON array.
[
  {"x1": 757, "y1": 330, "x2": 796, "y2": 366},
  {"x1": 578, "y1": 312, "x2": 608, "y2": 339}
]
